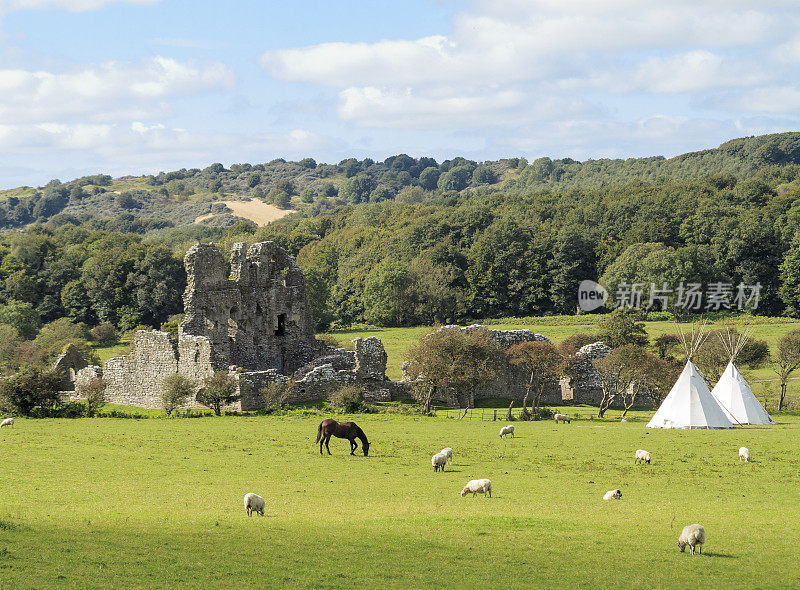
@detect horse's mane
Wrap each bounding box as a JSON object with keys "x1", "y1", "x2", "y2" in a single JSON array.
[{"x1": 354, "y1": 423, "x2": 368, "y2": 442}]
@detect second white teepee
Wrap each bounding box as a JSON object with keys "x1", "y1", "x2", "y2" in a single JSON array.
[
  {"x1": 710, "y1": 329, "x2": 775, "y2": 425},
  {"x1": 646, "y1": 323, "x2": 734, "y2": 429}
]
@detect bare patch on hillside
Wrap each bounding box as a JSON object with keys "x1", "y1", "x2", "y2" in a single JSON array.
[{"x1": 194, "y1": 200, "x2": 294, "y2": 227}]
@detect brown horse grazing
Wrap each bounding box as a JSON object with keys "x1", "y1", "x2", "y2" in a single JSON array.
[{"x1": 316, "y1": 419, "x2": 370, "y2": 456}]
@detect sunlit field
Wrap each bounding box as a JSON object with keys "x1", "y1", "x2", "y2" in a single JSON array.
[{"x1": 1, "y1": 411, "x2": 799, "y2": 589}]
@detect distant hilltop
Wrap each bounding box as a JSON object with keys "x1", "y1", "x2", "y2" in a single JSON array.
[{"x1": 0, "y1": 131, "x2": 798, "y2": 233}]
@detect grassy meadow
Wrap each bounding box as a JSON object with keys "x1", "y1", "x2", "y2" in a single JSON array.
[
  {"x1": 1, "y1": 411, "x2": 799, "y2": 588},
  {"x1": 331, "y1": 315, "x2": 800, "y2": 407}
]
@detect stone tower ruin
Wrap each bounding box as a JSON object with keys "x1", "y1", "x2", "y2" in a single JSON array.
[{"x1": 179, "y1": 242, "x2": 318, "y2": 374}]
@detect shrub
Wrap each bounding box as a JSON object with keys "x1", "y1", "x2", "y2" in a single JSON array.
[
  {"x1": 77, "y1": 376, "x2": 107, "y2": 417},
  {"x1": 160, "y1": 373, "x2": 196, "y2": 416},
  {"x1": 261, "y1": 380, "x2": 295, "y2": 411},
  {"x1": 196, "y1": 372, "x2": 239, "y2": 416},
  {"x1": 327, "y1": 385, "x2": 372, "y2": 413},
  {"x1": 90, "y1": 323, "x2": 118, "y2": 346},
  {"x1": 558, "y1": 333, "x2": 598, "y2": 356},
  {"x1": 0, "y1": 368, "x2": 62, "y2": 416}
]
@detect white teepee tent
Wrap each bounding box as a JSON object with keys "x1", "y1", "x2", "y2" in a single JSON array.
[
  {"x1": 646, "y1": 323, "x2": 734, "y2": 429},
  {"x1": 710, "y1": 329, "x2": 775, "y2": 425}
]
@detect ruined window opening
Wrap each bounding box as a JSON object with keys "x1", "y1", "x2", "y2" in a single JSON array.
[
  {"x1": 228, "y1": 306, "x2": 239, "y2": 338},
  {"x1": 275, "y1": 314, "x2": 285, "y2": 336}
]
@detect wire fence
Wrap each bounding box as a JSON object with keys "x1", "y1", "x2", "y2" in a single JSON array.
[{"x1": 433, "y1": 406, "x2": 532, "y2": 421}]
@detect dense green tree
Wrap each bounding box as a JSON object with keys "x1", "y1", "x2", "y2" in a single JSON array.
[
  {"x1": 0, "y1": 301, "x2": 42, "y2": 339},
  {"x1": 437, "y1": 166, "x2": 472, "y2": 191},
  {"x1": 362, "y1": 261, "x2": 414, "y2": 326},
  {"x1": 418, "y1": 167, "x2": 440, "y2": 190},
  {"x1": 196, "y1": 372, "x2": 239, "y2": 416},
  {"x1": 596, "y1": 308, "x2": 648, "y2": 348},
  {"x1": 339, "y1": 174, "x2": 376, "y2": 204}
]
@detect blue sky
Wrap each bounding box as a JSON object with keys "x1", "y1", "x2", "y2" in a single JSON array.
[{"x1": 0, "y1": 0, "x2": 799, "y2": 188}]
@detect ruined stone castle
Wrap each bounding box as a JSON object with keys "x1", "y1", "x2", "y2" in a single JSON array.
[
  {"x1": 67, "y1": 242, "x2": 393, "y2": 410},
  {"x1": 57, "y1": 240, "x2": 613, "y2": 411}
]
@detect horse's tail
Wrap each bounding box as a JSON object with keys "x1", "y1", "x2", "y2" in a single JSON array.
[{"x1": 315, "y1": 421, "x2": 323, "y2": 443}]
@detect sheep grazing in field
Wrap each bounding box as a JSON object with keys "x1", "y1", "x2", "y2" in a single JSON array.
[
  {"x1": 620, "y1": 417, "x2": 628, "y2": 423},
  {"x1": 440, "y1": 447, "x2": 453, "y2": 464},
  {"x1": 431, "y1": 452, "x2": 448, "y2": 472},
  {"x1": 243, "y1": 493, "x2": 265, "y2": 517},
  {"x1": 499, "y1": 425, "x2": 515, "y2": 438},
  {"x1": 603, "y1": 489, "x2": 622, "y2": 500},
  {"x1": 677, "y1": 524, "x2": 705, "y2": 555},
  {"x1": 635, "y1": 449, "x2": 651, "y2": 464},
  {"x1": 460, "y1": 479, "x2": 492, "y2": 498},
  {"x1": 0, "y1": 418, "x2": 13, "y2": 428},
  {"x1": 739, "y1": 447, "x2": 750, "y2": 462},
  {"x1": 554, "y1": 413, "x2": 571, "y2": 424}
]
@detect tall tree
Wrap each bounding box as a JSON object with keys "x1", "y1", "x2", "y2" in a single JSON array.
[
  {"x1": 405, "y1": 327, "x2": 503, "y2": 412},
  {"x1": 507, "y1": 341, "x2": 566, "y2": 418},
  {"x1": 773, "y1": 329, "x2": 800, "y2": 411}
]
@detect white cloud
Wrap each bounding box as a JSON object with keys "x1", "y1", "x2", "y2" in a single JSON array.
[
  {"x1": 0, "y1": 56, "x2": 234, "y2": 123},
  {"x1": 615, "y1": 51, "x2": 768, "y2": 93},
  {"x1": 733, "y1": 86, "x2": 800, "y2": 113},
  {"x1": 1, "y1": 0, "x2": 157, "y2": 13},
  {"x1": 260, "y1": 1, "x2": 800, "y2": 128}
]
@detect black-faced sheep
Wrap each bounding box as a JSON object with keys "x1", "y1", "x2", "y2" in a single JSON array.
[
  {"x1": 635, "y1": 449, "x2": 651, "y2": 464},
  {"x1": 554, "y1": 413, "x2": 571, "y2": 423},
  {"x1": 603, "y1": 489, "x2": 622, "y2": 500}
]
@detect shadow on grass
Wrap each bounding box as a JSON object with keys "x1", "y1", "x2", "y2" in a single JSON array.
[{"x1": 701, "y1": 552, "x2": 737, "y2": 558}]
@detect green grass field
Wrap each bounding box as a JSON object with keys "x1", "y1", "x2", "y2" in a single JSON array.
[
  {"x1": 1, "y1": 411, "x2": 798, "y2": 588},
  {"x1": 330, "y1": 316, "x2": 800, "y2": 407}
]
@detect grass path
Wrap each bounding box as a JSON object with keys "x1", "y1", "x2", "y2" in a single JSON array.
[{"x1": 1, "y1": 412, "x2": 798, "y2": 588}]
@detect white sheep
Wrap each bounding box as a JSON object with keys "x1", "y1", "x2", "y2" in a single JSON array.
[
  {"x1": 603, "y1": 489, "x2": 622, "y2": 500},
  {"x1": 554, "y1": 413, "x2": 571, "y2": 424},
  {"x1": 739, "y1": 447, "x2": 750, "y2": 462},
  {"x1": 635, "y1": 449, "x2": 651, "y2": 464},
  {"x1": 243, "y1": 493, "x2": 265, "y2": 517},
  {"x1": 677, "y1": 524, "x2": 705, "y2": 555},
  {"x1": 431, "y1": 452, "x2": 448, "y2": 472},
  {"x1": 620, "y1": 417, "x2": 628, "y2": 423},
  {"x1": 460, "y1": 479, "x2": 492, "y2": 498},
  {"x1": 499, "y1": 425, "x2": 515, "y2": 438},
  {"x1": 0, "y1": 417, "x2": 13, "y2": 428},
  {"x1": 440, "y1": 447, "x2": 453, "y2": 464}
]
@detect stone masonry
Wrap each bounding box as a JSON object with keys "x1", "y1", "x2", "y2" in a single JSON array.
[{"x1": 69, "y1": 242, "x2": 391, "y2": 410}]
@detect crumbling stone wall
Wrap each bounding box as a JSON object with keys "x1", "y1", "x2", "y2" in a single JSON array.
[
  {"x1": 51, "y1": 343, "x2": 89, "y2": 390},
  {"x1": 102, "y1": 330, "x2": 180, "y2": 409},
  {"x1": 560, "y1": 342, "x2": 611, "y2": 405}
]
